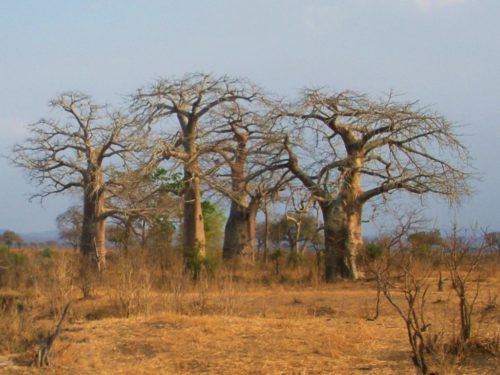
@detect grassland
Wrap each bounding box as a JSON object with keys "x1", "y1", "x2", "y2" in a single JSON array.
[{"x1": 0, "y1": 249, "x2": 499, "y2": 374}]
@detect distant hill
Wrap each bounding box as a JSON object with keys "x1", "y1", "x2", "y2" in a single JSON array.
[{"x1": 21, "y1": 230, "x2": 60, "y2": 243}]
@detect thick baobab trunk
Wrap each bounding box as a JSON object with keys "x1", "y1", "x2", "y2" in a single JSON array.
[
  {"x1": 321, "y1": 154, "x2": 364, "y2": 282},
  {"x1": 222, "y1": 199, "x2": 259, "y2": 263},
  {"x1": 182, "y1": 167, "x2": 206, "y2": 259},
  {"x1": 80, "y1": 187, "x2": 106, "y2": 271},
  {"x1": 221, "y1": 128, "x2": 259, "y2": 263},
  {"x1": 321, "y1": 200, "x2": 362, "y2": 282}
]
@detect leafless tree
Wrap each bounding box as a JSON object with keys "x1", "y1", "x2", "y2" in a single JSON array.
[
  {"x1": 279, "y1": 89, "x2": 472, "y2": 281},
  {"x1": 56, "y1": 206, "x2": 83, "y2": 251},
  {"x1": 104, "y1": 166, "x2": 182, "y2": 251},
  {"x1": 12, "y1": 92, "x2": 147, "y2": 270},
  {"x1": 379, "y1": 256, "x2": 438, "y2": 374},
  {"x1": 131, "y1": 73, "x2": 259, "y2": 262},
  {"x1": 203, "y1": 97, "x2": 291, "y2": 262},
  {"x1": 283, "y1": 190, "x2": 319, "y2": 255},
  {"x1": 366, "y1": 209, "x2": 427, "y2": 321},
  {"x1": 366, "y1": 210, "x2": 441, "y2": 374}
]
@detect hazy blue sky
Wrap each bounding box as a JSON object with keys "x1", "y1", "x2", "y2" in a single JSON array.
[{"x1": 1, "y1": 0, "x2": 499, "y2": 235}]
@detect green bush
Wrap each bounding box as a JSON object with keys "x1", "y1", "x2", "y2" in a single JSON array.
[
  {"x1": 364, "y1": 243, "x2": 385, "y2": 261},
  {"x1": 287, "y1": 251, "x2": 304, "y2": 267},
  {"x1": 39, "y1": 247, "x2": 56, "y2": 259},
  {"x1": 184, "y1": 250, "x2": 220, "y2": 280},
  {"x1": 0, "y1": 245, "x2": 27, "y2": 264},
  {"x1": 202, "y1": 253, "x2": 220, "y2": 277}
]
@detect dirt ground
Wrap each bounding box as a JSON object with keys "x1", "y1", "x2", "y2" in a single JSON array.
[{"x1": 1, "y1": 280, "x2": 498, "y2": 375}]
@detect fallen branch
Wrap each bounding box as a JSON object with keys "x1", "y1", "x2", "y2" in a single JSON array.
[{"x1": 35, "y1": 303, "x2": 70, "y2": 367}]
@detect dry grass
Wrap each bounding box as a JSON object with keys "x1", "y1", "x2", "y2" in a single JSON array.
[
  {"x1": 1, "y1": 282, "x2": 499, "y2": 374},
  {"x1": 0, "y1": 249, "x2": 499, "y2": 374}
]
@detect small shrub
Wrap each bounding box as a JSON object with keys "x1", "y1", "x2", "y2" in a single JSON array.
[
  {"x1": 270, "y1": 249, "x2": 283, "y2": 275},
  {"x1": 202, "y1": 252, "x2": 220, "y2": 277},
  {"x1": 364, "y1": 243, "x2": 385, "y2": 261},
  {"x1": 111, "y1": 250, "x2": 152, "y2": 317},
  {"x1": 39, "y1": 248, "x2": 56, "y2": 259},
  {"x1": 34, "y1": 251, "x2": 76, "y2": 317},
  {"x1": 287, "y1": 251, "x2": 304, "y2": 268},
  {"x1": 184, "y1": 251, "x2": 203, "y2": 280},
  {"x1": 185, "y1": 250, "x2": 220, "y2": 280}
]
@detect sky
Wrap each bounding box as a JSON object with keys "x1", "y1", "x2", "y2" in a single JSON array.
[{"x1": 0, "y1": 0, "x2": 499, "y2": 235}]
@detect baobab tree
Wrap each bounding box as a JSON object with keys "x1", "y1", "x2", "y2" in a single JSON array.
[
  {"x1": 280, "y1": 90, "x2": 471, "y2": 281},
  {"x1": 131, "y1": 73, "x2": 259, "y2": 262},
  {"x1": 12, "y1": 92, "x2": 146, "y2": 270},
  {"x1": 203, "y1": 98, "x2": 291, "y2": 262}
]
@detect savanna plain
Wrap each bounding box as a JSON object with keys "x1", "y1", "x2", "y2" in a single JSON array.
[{"x1": 0, "y1": 246, "x2": 499, "y2": 375}]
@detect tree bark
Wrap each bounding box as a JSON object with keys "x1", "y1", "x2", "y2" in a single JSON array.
[
  {"x1": 182, "y1": 167, "x2": 206, "y2": 259},
  {"x1": 320, "y1": 150, "x2": 364, "y2": 281},
  {"x1": 221, "y1": 128, "x2": 259, "y2": 263},
  {"x1": 180, "y1": 117, "x2": 207, "y2": 261},
  {"x1": 95, "y1": 194, "x2": 106, "y2": 270},
  {"x1": 321, "y1": 199, "x2": 362, "y2": 282},
  {"x1": 222, "y1": 198, "x2": 259, "y2": 263},
  {"x1": 80, "y1": 184, "x2": 106, "y2": 271},
  {"x1": 321, "y1": 161, "x2": 361, "y2": 282},
  {"x1": 248, "y1": 201, "x2": 258, "y2": 258}
]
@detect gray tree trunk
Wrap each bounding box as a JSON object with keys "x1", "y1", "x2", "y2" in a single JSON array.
[
  {"x1": 321, "y1": 198, "x2": 362, "y2": 282},
  {"x1": 222, "y1": 199, "x2": 259, "y2": 263},
  {"x1": 182, "y1": 167, "x2": 206, "y2": 259},
  {"x1": 80, "y1": 186, "x2": 106, "y2": 271}
]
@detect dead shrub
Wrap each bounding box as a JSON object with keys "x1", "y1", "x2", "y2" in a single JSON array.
[
  {"x1": 372, "y1": 221, "x2": 495, "y2": 374},
  {"x1": 110, "y1": 249, "x2": 153, "y2": 317},
  {"x1": 377, "y1": 253, "x2": 442, "y2": 374},
  {"x1": 442, "y1": 227, "x2": 485, "y2": 345},
  {"x1": 164, "y1": 264, "x2": 188, "y2": 314},
  {"x1": 32, "y1": 250, "x2": 76, "y2": 317},
  {"x1": 0, "y1": 291, "x2": 37, "y2": 353},
  {"x1": 213, "y1": 270, "x2": 241, "y2": 315}
]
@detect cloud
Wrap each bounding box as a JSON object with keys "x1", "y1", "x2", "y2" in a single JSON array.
[{"x1": 414, "y1": 0, "x2": 465, "y2": 12}]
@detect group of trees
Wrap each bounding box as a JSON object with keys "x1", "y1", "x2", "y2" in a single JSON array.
[
  {"x1": 0, "y1": 230, "x2": 23, "y2": 248},
  {"x1": 12, "y1": 73, "x2": 472, "y2": 281}
]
